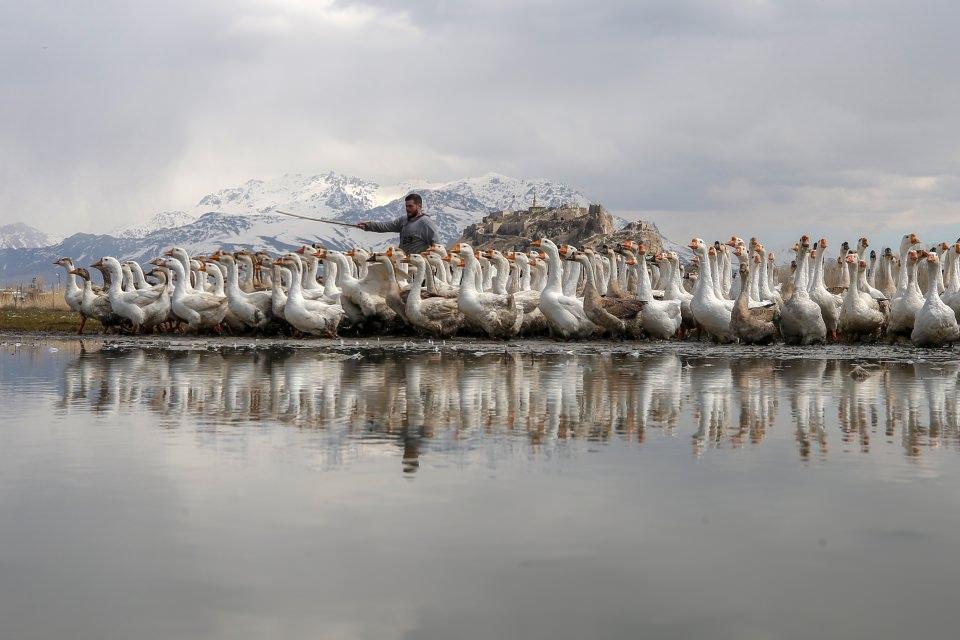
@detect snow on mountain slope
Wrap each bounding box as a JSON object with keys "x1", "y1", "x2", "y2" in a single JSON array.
[
  {"x1": 193, "y1": 172, "x2": 382, "y2": 217},
  {"x1": 0, "y1": 222, "x2": 59, "y2": 249},
  {"x1": 113, "y1": 211, "x2": 198, "y2": 238}
]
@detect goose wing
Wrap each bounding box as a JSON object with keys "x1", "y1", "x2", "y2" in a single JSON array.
[{"x1": 599, "y1": 297, "x2": 645, "y2": 319}]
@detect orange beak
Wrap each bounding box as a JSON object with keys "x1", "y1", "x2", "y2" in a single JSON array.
[
  {"x1": 451, "y1": 243, "x2": 462, "y2": 253},
  {"x1": 163, "y1": 249, "x2": 174, "y2": 257}
]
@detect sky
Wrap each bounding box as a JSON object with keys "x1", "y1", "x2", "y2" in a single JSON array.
[{"x1": 2, "y1": 0, "x2": 959, "y2": 248}]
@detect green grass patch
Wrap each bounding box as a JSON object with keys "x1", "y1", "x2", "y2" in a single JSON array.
[{"x1": 0, "y1": 308, "x2": 101, "y2": 333}]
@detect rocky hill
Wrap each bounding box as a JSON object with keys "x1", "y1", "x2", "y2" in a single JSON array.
[{"x1": 458, "y1": 204, "x2": 674, "y2": 256}]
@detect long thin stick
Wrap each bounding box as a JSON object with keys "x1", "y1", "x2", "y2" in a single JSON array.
[{"x1": 273, "y1": 210, "x2": 362, "y2": 228}]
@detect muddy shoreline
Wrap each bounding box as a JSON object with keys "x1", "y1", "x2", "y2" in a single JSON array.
[{"x1": 4, "y1": 331, "x2": 960, "y2": 363}]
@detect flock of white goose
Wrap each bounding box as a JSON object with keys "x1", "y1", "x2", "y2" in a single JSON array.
[{"x1": 51, "y1": 232, "x2": 960, "y2": 347}]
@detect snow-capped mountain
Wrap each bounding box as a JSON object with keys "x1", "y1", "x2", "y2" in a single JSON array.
[
  {"x1": 0, "y1": 222, "x2": 59, "y2": 250},
  {"x1": 113, "y1": 211, "x2": 198, "y2": 239},
  {"x1": 0, "y1": 171, "x2": 613, "y2": 285}
]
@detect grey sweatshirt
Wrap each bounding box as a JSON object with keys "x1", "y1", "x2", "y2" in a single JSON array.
[{"x1": 364, "y1": 214, "x2": 440, "y2": 254}]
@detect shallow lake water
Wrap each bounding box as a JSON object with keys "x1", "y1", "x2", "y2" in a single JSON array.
[{"x1": 2, "y1": 337, "x2": 960, "y2": 639}]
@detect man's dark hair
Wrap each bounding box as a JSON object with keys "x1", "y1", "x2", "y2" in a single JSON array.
[{"x1": 404, "y1": 193, "x2": 423, "y2": 206}]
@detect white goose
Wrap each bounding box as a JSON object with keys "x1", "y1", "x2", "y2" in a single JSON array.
[
  {"x1": 70, "y1": 266, "x2": 120, "y2": 333},
  {"x1": 270, "y1": 264, "x2": 292, "y2": 322},
  {"x1": 838, "y1": 255, "x2": 884, "y2": 341},
  {"x1": 633, "y1": 244, "x2": 681, "y2": 339},
  {"x1": 343, "y1": 249, "x2": 401, "y2": 328},
  {"x1": 940, "y1": 243, "x2": 960, "y2": 318},
  {"x1": 162, "y1": 256, "x2": 228, "y2": 331},
  {"x1": 453, "y1": 242, "x2": 523, "y2": 338},
  {"x1": 92, "y1": 256, "x2": 163, "y2": 332},
  {"x1": 276, "y1": 254, "x2": 342, "y2": 337},
  {"x1": 913, "y1": 252, "x2": 960, "y2": 346},
  {"x1": 688, "y1": 238, "x2": 735, "y2": 342},
  {"x1": 211, "y1": 252, "x2": 272, "y2": 330},
  {"x1": 887, "y1": 250, "x2": 923, "y2": 338},
  {"x1": 535, "y1": 238, "x2": 595, "y2": 339},
  {"x1": 402, "y1": 253, "x2": 464, "y2": 337},
  {"x1": 54, "y1": 257, "x2": 85, "y2": 327},
  {"x1": 807, "y1": 239, "x2": 841, "y2": 340},
  {"x1": 778, "y1": 237, "x2": 826, "y2": 345}
]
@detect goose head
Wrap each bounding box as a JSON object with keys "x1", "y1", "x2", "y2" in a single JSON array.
[
  {"x1": 688, "y1": 238, "x2": 707, "y2": 255},
  {"x1": 385, "y1": 246, "x2": 405, "y2": 264},
  {"x1": 351, "y1": 248, "x2": 371, "y2": 266},
  {"x1": 899, "y1": 234, "x2": 919, "y2": 253},
  {"x1": 858, "y1": 237, "x2": 869, "y2": 251},
  {"x1": 92, "y1": 256, "x2": 122, "y2": 277},
  {"x1": 70, "y1": 267, "x2": 91, "y2": 281},
  {"x1": 451, "y1": 242, "x2": 474, "y2": 260},
  {"x1": 163, "y1": 247, "x2": 191, "y2": 264},
  {"x1": 210, "y1": 252, "x2": 235, "y2": 266},
  {"x1": 53, "y1": 257, "x2": 74, "y2": 268}
]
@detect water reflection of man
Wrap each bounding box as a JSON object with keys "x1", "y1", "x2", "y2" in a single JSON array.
[{"x1": 401, "y1": 426, "x2": 424, "y2": 474}]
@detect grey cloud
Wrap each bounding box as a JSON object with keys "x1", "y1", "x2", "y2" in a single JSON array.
[{"x1": 2, "y1": 0, "x2": 959, "y2": 249}]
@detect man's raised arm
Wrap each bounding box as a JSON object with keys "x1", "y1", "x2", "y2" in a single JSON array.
[{"x1": 358, "y1": 215, "x2": 405, "y2": 233}]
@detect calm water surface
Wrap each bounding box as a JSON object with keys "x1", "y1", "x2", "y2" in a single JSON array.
[{"x1": 2, "y1": 338, "x2": 960, "y2": 639}]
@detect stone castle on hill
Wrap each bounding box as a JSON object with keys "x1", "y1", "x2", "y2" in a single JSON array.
[{"x1": 457, "y1": 200, "x2": 668, "y2": 255}]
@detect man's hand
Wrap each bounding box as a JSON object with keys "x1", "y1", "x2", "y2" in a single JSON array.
[{"x1": 357, "y1": 222, "x2": 369, "y2": 231}]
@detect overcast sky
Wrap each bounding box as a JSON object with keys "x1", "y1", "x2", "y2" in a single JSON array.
[{"x1": 2, "y1": 0, "x2": 959, "y2": 248}]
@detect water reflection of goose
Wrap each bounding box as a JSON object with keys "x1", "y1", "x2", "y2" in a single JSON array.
[
  {"x1": 785, "y1": 359, "x2": 829, "y2": 460},
  {"x1": 836, "y1": 362, "x2": 881, "y2": 452},
  {"x1": 689, "y1": 360, "x2": 734, "y2": 454},
  {"x1": 48, "y1": 346, "x2": 960, "y2": 468}
]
